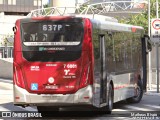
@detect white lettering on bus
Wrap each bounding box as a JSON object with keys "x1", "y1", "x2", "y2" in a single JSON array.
[
  {"x1": 30, "y1": 66, "x2": 40, "y2": 71},
  {"x1": 64, "y1": 64, "x2": 77, "y2": 69},
  {"x1": 42, "y1": 24, "x2": 63, "y2": 32},
  {"x1": 24, "y1": 42, "x2": 80, "y2": 46},
  {"x1": 64, "y1": 69, "x2": 70, "y2": 75}
]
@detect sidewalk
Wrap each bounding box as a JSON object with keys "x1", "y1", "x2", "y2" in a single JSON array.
[
  {"x1": 0, "y1": 78, "x2": 12, "y2": 83},
  {"x1": 145, "y1": 84, "x2": 160, "y2": 96}
]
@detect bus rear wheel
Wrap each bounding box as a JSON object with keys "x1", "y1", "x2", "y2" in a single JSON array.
[
  {"x1": 101, "y1": 84, "x2": 113, "y2": 114},
  {"x1": 106, "y1": 84, "x2": 113, "y2": 114},
  {"x1": 127, "y1": 80, "x2": 143, "y2": 103}
]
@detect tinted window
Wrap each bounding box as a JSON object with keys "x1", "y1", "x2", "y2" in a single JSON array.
[
  {"x1": 22, "y1": 22, "x2": 84, "y2": 46},
  {"x1": 20, "y1": 19, "x2": 84, "y2": 62}
]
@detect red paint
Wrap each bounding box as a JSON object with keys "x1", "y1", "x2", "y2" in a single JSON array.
[
  {"x1": 132, "y1": 27, "x2": 137, "y2": 32},
  {"x1": 13, "y1": 18, "x2": 93, "y2": 94},
  {"x1": 114, "y1": 84, "x2": 129, "y2": 90},
  {"x1": 15, "y1": 97, "x2": 20, "y2": 99},
  {"x1": 152, "y1": 19, "x2": 160, "y2": 30},
  {"x1": 32, "y1": 16, "x2": 73, "y2": 21},
  {"x1": 84, "y1": 96, "x2": 90, "y2": 99}
]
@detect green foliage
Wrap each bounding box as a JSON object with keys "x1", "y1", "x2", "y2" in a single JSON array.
[
  {"x1": 120, "y1": 0, "x2": 159, "y2": 34},
  {"x1": 1, "y1": 35, "x2": 14, "y2": 46},
  {"x1": 43, "y1": 4, "x2": 50, "y2": 8}
]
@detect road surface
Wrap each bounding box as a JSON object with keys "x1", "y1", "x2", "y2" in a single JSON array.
[{"x1": 0, "y1": 78, "x2": 160, "y2": 120}]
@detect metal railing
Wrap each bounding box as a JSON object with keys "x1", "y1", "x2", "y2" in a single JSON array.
[
  {"x1": 28, "y1": 1, "x2": 146, "y2": 17},
  {"x1": 0, "y1": 46, "x2": 13, "y2": 58}
]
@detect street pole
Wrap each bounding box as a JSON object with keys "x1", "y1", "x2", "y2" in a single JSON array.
[
  {"x1": 41, "y1": 2, "x2": 43, "y2": 9},
  {"x1": 156, "y1": 0, "x2": 159, "y2": 93},
  {"x1": 148, "y1": 0, "x2": 152, "y2": 90},
  {"x1": 4, "y1": 41, "x2": 7, "y2": 58}
]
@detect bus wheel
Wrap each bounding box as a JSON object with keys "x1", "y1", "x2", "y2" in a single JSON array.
[
  {"x1": 106, "y1": 84, "x2": 113, "y2": 114},
  {"x1": 127, "y1": 80, "x2": 143, "y2": 103}
]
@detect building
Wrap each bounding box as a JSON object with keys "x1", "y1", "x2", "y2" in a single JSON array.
[
  {"x1": 0, "y1": 0, "x2": 42, "y2": 15},
  {"x1": 0, "y1": 0, "x2": 44, "y2": 45}
]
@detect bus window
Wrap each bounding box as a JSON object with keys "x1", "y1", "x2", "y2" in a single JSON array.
[
  {"x1": 21, "y1": 20, "x2": 84, "y2": 62},
  {"x1": 36, "y1": 33, "x2": 47, "y2": 42},
  {"x1": 22, "y1": 22, "x2": 83, "y2": 46},
  {"x1": 24, "y1": 33, "x2": 33, "y2": 42},
  {"x1": 106, "y1": 32, "x2": 116, "y2": 73}
]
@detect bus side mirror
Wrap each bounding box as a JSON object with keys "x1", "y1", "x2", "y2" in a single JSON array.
[
  {"x1": 144, "y1": 35, "x2": 152, "y2": 53},
  {"x1": 13, "y1": 26, "x2": 17, "y2": 34}
]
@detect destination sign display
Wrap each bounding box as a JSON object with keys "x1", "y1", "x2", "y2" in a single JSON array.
[{"x1": 41, "y1": 24, "x2": 64, "y2": 32}]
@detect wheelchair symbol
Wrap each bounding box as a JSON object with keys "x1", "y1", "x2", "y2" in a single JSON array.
[{"x1": 31, "y1": 83, "x2": 38, "y2": 90}]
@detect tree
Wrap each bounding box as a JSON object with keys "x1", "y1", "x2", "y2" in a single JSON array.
[
  {"x1": 43, "y1": 4, "x2": 50, "y2": 8},
  {"x1": 1, "y1": 35, "x2": 14, "y2": 46},
  {"x1": 120, "y1": 0, "x2": 158, "y2": 34}
]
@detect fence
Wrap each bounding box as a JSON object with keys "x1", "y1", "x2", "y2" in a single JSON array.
[{"x1": 0, "y1": 46, "x2": 13, "y2": 58}]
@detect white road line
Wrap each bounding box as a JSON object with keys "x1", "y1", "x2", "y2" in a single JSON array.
[
  {"x1": 112, "y1": 109, "x2": 128, "y2": 111},
  {"x1": 0, "y1": 106, "x2": 10, "y2": 111},
  {"x1": 124, "y1": 105, "x2": 154, "y2": 111},
  {"x1": 143, "y1": 104, "x2": 160, "y2": 109},
  {"x1": 21, "y1": 106, "x2": 37, "y2": 112},
  {"x1": 0, "y1": 106, "x2": 37, "y2": 112}
]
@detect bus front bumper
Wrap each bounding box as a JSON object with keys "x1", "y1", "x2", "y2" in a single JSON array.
[{"x1": 13, "y1": 85, "x2": 93, "y2": 106}]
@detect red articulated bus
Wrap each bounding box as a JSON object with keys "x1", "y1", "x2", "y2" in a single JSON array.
[{"x1": 13, "y1": 13, "x2": 151, "y2": 114}]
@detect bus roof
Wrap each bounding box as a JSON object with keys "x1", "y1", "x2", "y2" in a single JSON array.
[
  {"x1": 89, "y1": 17, "x2": 144, "y2": 33},
  {"x1": 19, "y1": 14, "x2": 143, "y2": 34}
]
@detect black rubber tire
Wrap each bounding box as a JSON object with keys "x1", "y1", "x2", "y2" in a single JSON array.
[
  {"x1": 127, "y1": 80, "x2": 143, "y2": 103},
  {"x1": 106, "y1": 84, "x2": 113, "y2": 114},
  {"x1": 96, "y1": 84, "x2": 113, "y2": 114}
]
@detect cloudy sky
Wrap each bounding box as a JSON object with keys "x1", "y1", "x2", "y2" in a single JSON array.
[{"x1": 42, "y1": 0, "x2": 49, "y2": 5}]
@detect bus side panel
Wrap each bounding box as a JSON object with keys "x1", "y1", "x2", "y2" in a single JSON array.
[{"x1": 109, "y1": 31, "x2": 143, "y2": 103}]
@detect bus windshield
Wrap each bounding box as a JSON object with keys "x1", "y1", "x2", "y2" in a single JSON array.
[{"x1": 20, "y1": 19, "x2": 84, "y2": 62}]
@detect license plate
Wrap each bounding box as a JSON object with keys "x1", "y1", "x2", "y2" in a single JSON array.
[{"x1": 45, "y1": 85, "x2": 59, "y2": 90}]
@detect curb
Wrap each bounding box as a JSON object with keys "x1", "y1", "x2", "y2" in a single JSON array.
[{"x1": 145, "y1": 91, "x2": 160, "y2": 96}]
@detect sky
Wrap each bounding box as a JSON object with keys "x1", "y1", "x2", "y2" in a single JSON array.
[{"x1": 42, "y1": 0, "x2": 49, "y2": 5}]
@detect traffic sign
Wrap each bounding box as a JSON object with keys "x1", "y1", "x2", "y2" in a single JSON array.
[{"x1": 151, "y1": 18, "x2": 160, "y2": 43}]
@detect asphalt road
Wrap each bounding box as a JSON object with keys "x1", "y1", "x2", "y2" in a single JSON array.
[{"x1": 0, "y1": 78, "x2": 160, "y2": 120}]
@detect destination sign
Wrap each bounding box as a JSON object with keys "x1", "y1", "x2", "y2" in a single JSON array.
[{"x1": 41, "y1": 24, "x2": 64, "y2": 32}]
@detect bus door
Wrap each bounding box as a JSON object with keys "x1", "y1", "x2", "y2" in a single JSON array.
[
  {"x1": 142, "y1": 35, "x2": 152, "y2": 92},
  {"x1": 99, "y1": 34, "x2": 107, "y2": 105}
]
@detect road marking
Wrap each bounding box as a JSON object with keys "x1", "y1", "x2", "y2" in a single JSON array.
[
  {"x1": 0, "y1": 106, "x2": 10, "y2": 111},
  {"x1": 112, "y1": 109, "x2": 128, "y2": 111},
  {"x1": 124, "y1": 105, "x2": 154, "y2": 111},
  {"x1": 0, "y1": 106, "x2": 37, "y2": 112},
  {"x1": 21, "y1": 106, "x2": 37, "y2": 112},
  {"x1": 143, "y1": 104, "x2": 160, "y2": 109}
]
